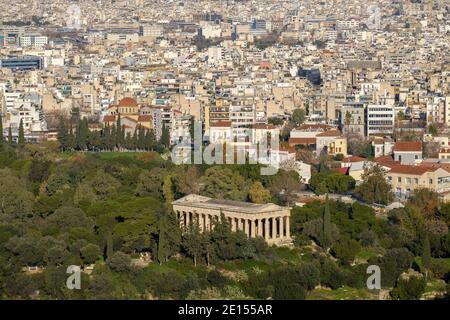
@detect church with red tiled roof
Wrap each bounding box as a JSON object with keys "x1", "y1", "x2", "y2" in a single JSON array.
[{"x1": 102, "y1": 97, "x2": 154, "y2": 135}]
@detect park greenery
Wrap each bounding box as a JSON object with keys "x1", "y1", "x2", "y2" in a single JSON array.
[{"x1": 0, "y1": 127, "x2": 449, "y2": 300}]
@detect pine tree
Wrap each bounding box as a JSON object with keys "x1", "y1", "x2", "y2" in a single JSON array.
[
  {"x1": 422, "y1": 234, "x2": 431, "y2": 268},
  {"x1": 18, "y1": 119, "x2": 25, "y2": 147},
  {"x1": 322, "y1": 194, "x2": 332, "y2": 248}
]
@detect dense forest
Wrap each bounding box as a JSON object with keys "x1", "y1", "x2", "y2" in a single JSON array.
[{"x1": 0, "y1": 133, "x2": 449, "y2": 300}]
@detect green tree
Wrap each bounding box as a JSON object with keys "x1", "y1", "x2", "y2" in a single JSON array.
[
  {"x1": 163, "y1": 175, "x2": 174, "y2": 206},
  {"x1": 390, "y1": 271, "x2": 426, "y2": 300},
  {"x1": 323, "y1": 195, "x2": 332, "y2": 248},
  {"x1": 422, "y1": 234, "x2": 431, "y2": 268},
  {"x1": 0, "y1": 113, "x2": 3, "y2": 148},
  {"x1": 291, "y1": 109, "x2": 306, "y2": 127},
  {"x1": 182, "y1": 220, "x2": 203, "y2": 266},
  {"x1": 355, "y1": 165, "x2": 393, "y2": 205},
  {"x1": 107, "y1": 251, "x2": 132, "y2": 272},
  {"x1": 80, "y1": 244, "x2": 102, "y2": 265},
  {"x1": 201, "y1": 166, "x2": 248, "y2": 201},
  {"x1": 248, "y1": 181, "x2": 271, "y2": 204},
  {"x1": 160, "y1": 123, "x2": 170, "y2": 149},
  {"x1": 18, "y1": 119, "x2": 25, "y2": 147},
  {"x1": 0, "y1": 169, "x2": 34, "y2": 220},
  {"x1": 8, "y1": 125, "x2": 13, "y2": 145},
  {"x1": 57, "y1": 117, "x2": 68, "y2": 151}
]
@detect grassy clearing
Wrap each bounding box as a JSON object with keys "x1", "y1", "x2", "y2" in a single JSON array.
[{"x1": 306, "y1": 286, "x2": 379, "y2": 300}]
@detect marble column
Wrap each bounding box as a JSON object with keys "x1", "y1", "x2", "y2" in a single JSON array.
[
  {"x1": 264, "y1": 218, "x2": 270, "y2": 240},
  {"x1": 205, "y1": 214, "x2": 210, "y2": 231},
  {"x1": 257, "y1": 219, "x2": 263, "y2": 237},
  {"x1": 250, "y1": 219, "x2": 256, "y2": 238},
  {"x1": 279, "y1": 216, "x2": 284, "y2": 239},
  {"x1": 187, "y1": 211, "x2": 191, "y2": 227},
  {"x1": 285, "y1": 216, "x2": 290, "y2": 239}
]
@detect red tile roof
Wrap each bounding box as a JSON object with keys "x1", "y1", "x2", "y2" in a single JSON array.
[
  {"x1": 118, "y1": 97, "x2": 138, "y2": 107},
  {"x1": 375, "y1": 155, "x2": 400, "y2": 168},
  {"x1": 138, "y1": 115, "x2": 152, "y2": 122},
  {"x1": 393, "y1": 141, "x2": 422, "y2": 152},
  {"x1": 103, "y1": 115, "x2": 116, "y2": 122},
  {"x1": 388, "y1": 165, "x2": 433, "y2": 175},
  {"x1": 252, "y1": 123, "x2": 276, "y2": 130},
  {"x1": 342, "y1": 156, "x2": 366, "y2": 163},
  {"x1": 316, "y1": 129, "x2": 341, "y2": 137},
  {"x1": 210, "y1": 121, "x2": 232, "y2": 128},
  {"x1": 289, "y1": 137, "x2": 317, "y2": 145},
  {"x1": 297, "y1": 124, "x2": 332, "y2": 131}
]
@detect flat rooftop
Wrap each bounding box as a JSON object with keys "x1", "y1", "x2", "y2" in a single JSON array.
[{"x1": 173, "y1": 194, "x2": 288, "y2": 214}]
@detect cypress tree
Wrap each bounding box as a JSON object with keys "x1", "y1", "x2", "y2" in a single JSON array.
[
  {"x1": 115, "y1": 114, "x2": 122, "y2": 149},
  {"x1": 157, "y1": 215, "x2": 167, "y2": 265},
  {"x1": 102, "y1": 124, "x2": 110, "y2": 151},
  {"x1": 66, "y1": 122, "x2": 73, "y2": 151},
  {"x1": 132, "y1": 127, "x2": 138, "y2": 151},
  {"x1": 137, "y1": 125, "x2": 145, "y2": 150},
  {"x1": 106, "y1": 233, "x2": 114, "y2": 260},
  {"x1": 323, "y1": 194, "x2": 332, "y2": 248},
  {"x1": 160, "y1": 123, "x2": 170, "y2": 148},
  {"x1": 57, "y1": 117, "x2": 68, "y2": 151},
  {"x1": 18, "y1": 119, "x2": 25, "y2": 147},
  {"x1": 110, "y1": 124, "x2": 117, "y2": 151},
  {"x1": 422, "y1": 234, "x2": 431, "y2": 268},
  {"x1": 8, "y1": 125, "x2": 13, "y2": 145},
  {"x1": 0, "y1": 113, "x2": 3, "y2": 146}
]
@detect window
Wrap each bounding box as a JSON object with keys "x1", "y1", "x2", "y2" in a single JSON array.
[
  {"x1": 398, "y1": 177, "x2": 401, "y2": 183},
  {"x1": 406, "y1": 178, "x2": 411, "y2": 184},
  {"x1": 414, "y1": 178, "x2": 418, "y2": 184},
  {"x1": 415, "y1": 155, "x2": 419, "y2": 160},
  {"x1": 429, "y1": 179, "x2": 433, "y2": 184}
]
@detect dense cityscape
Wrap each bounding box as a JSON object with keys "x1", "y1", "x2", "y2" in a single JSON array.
[{"x1": 0, "y1": 0, "x2": 449, "y2": 301}]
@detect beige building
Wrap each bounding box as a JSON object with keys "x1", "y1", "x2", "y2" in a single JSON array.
[
  {"x1": 386, "y1": 165, "x2": 450, "y2": 202},
  {"x1": 172, "y1": 194, "x2": 292, "y2": 245}
]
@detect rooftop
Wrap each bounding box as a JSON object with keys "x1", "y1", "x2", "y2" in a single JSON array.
[{"x1": 173, "y1": 194, "x2": 288, "y2": 214}]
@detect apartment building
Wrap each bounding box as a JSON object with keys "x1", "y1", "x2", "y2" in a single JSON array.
[
  {"x1": 340, "y1": 103, "x2": 366, "y2": 137},
  {"x1": 387, "y1": 165, "x2": 450, "y2": 202},
  {"x1": 393, "y1": 141, "x2": 423, "y2": 165},
  {"x1": 366, "y1": 104, "x2": 395, "y2": 136}
]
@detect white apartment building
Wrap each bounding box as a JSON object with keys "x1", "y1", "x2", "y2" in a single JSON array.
[
  {"x1": 229, "y1": 103, "x2": 256, "y2": 141},
  {"x1": 366, "y1": 104, "x2": 395, "y2": 136},
  {"x1": 19, "y1": 34, "x2": 48, "y2": 48},
  {"x1": 336, "y1": 20, "x2": 360, "y2": 30},
  {"x1": 171, "y1": 114, "x2": 192, "y2": 145},
  {"x1": 139, "y1": 25, "x2": 164, "y2": 37}
]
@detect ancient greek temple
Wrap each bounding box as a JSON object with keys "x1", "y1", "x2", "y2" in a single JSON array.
[{"x1": 172, "y1": 194, "x2": 292, "y2": 245}]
